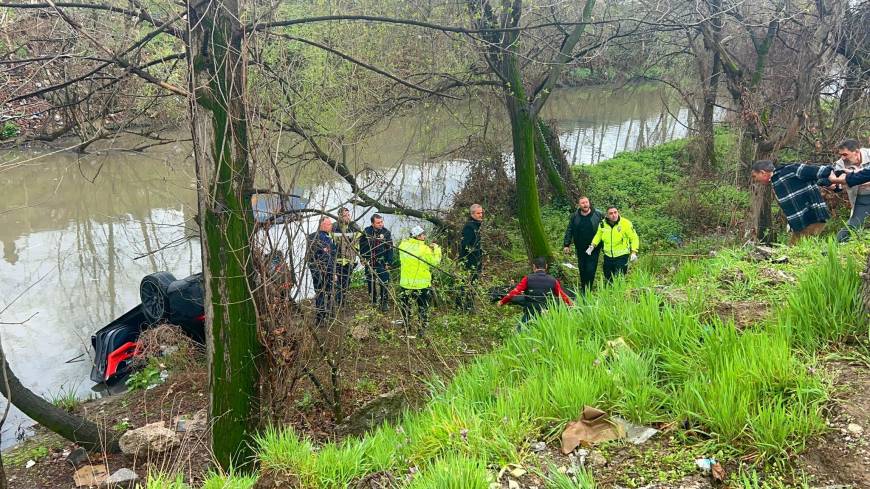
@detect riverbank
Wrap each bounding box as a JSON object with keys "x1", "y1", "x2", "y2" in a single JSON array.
[{"x1": 4, "y1": 137, "x2": 869, "y2": 488}]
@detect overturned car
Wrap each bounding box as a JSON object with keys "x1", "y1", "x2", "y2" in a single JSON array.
[{"x1": 90, "y1": 272, "x2": 205, "y2": 384}]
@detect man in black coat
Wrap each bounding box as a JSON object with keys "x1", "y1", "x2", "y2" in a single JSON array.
[
  {"x1": 307, "y1": 217, "x2": 337, "y2": 325},
  {"x1": 457, "y1": 204, "x2": 484, "y2": 309},
  {"x1": 562, "y1": 196, "x2": 604, "y2": 292},
  {"x1": 359, "y1": 213, "x2": 394, "y2": 311}
]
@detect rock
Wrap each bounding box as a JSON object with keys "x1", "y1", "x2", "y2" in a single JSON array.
[
  {"x1": 508, "y1": 479, "x2": 520, "y2": 489},
  {"x1": 846, "y1": 423, "x2": 863, "y2": 435},
  {"x1": 509, "y1": 466, "x2": 526, "y2": 478},
  {"x1": 24, "y1": 460, "x2": 35, "y2": 469},
  {"x1": 530, "y1": 441, "x2": 547, "y2": 452},
  {"x1": 337, "y1": 389, "x2": 406, "y2": 435},
  {"x1": 74, "y1": 465, "x2": 109, "y2": 487},
  {"x1": 175, "y1": 410, "x2": 207, "y2": 433},
  {"x1": 350, "y1": 323, "x2": 370, "y2": 340},
  {"x1": 66, "y1": 447, "x2": 90, "y2": 468},
  {"x1": 119, "y1": 421, "x2": 180, "y2": 456},
  {"x1": 587, "y1": 451, "x2": 607, "y2": 467},
  {"x1": 101, "y1": 468, "x2": 139, "y2": 488}
]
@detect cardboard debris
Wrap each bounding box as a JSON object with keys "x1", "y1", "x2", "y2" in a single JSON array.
[
  {"x1": 560, "y1": 406, "x2": 625, "y2": 454},
  {"x1": 74, "y1": 465, "x2": 109, "y2": 487}
]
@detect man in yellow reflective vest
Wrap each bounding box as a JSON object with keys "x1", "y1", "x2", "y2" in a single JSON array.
[
  {"x1": 398, "y1": 225, "x2": 442, "y2": 337},
  {"x1": 587, "y1": 206, "x2": 639, "y2": 283}
]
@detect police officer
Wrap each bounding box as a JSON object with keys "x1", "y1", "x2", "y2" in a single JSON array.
[
  {"x1": 308, "y1": 217, "x2": 337, "y2": 325},
  {"x1": 398, "y1": 226, "x2": 442, "y2": 337},
  {"x1": 360, "y1": 213, "x2": 394, "y2": 311}
]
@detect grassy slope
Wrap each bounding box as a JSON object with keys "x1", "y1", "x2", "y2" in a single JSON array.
[{"x1": 150, "y1": 137, "x2": 869, "y2": 488}]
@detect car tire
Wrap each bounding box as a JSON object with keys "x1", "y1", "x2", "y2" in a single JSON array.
[{"x1": 140, "y1": 272, "x2": 176, "y2": 324}]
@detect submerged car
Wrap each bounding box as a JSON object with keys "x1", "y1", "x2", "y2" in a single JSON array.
[
  {"x1": 90, "y1": 191, "x2": 308, "y2": 385},
  {"x1": 90, "y1": 272, "x2": 205, "y2": 385}
]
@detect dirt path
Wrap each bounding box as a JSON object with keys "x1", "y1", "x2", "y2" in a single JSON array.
[{"x1": 798, "y1": 354, "x2": 870, "y2": 488}]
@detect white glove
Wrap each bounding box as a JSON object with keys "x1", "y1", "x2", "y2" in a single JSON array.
[
  {"x1": 630, "y1": 253, "x2": 638, "y2": 262},
  {"x1": 585, "y1": 245, "x2": 594, "y2": 255}
]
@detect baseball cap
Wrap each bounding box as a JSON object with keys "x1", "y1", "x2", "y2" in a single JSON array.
[{"x1": 411, "y1": 225, "x2": 425, "y2": 237}]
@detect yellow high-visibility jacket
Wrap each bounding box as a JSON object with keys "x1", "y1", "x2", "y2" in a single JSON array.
[
  {"x1": 591, "y1": 218, "x2": 639, "y2": 258},
  {"x1": 398, "y1": 238, "x2": 442, "y2": 289}
]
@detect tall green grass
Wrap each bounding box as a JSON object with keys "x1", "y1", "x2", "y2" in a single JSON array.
[{"x1": 160, "y1": 242, "x2": 863, "y2": 488}]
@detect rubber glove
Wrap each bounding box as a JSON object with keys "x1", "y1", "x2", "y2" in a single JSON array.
[
  {"x1": 585, "y1": 245, "x2": 594, "y2": 255},
  {"x1": 630, "y1": 253, "x2": 638, "y2": 262}
]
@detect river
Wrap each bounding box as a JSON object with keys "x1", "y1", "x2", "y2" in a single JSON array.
[{"x1": 0, "y1": 85, "x2": 696, "y2": 447}]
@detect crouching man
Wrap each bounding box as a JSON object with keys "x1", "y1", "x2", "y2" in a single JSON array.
[{"x1": 499, "y1": 257, "x2": 572, "y2": 324}]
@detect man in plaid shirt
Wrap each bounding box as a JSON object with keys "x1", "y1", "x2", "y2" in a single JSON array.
[{"x1": 751, "y1": 160, "x2": 834, "y2": 244}]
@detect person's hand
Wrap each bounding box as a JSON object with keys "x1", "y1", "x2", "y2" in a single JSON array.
[
  {"x1": 563, "y1": 246, "x2": 571, "y2": 254},
  {"x1": 829, "y1": 172, "x2": 847, "y2": 185},
  {"x1": 630, "y1": 253, "x2": 638, "y2": 262},
  {"x1": 585, "y1": 245, "x2": 594, "y2": 255}
]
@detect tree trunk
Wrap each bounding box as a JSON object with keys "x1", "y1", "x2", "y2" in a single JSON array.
[
  {"x1": 504, "y1": 59, "x2": 552, "y2": 260},
  {"x1": 535, "y1": 118, "x2": 577, "y2": 206},
  {"x1": 0, "y1": 340, "x2": 120, "y2": 452},
  {"x1": 187, "y1": 0, "x2": 262, "y2": 472}
]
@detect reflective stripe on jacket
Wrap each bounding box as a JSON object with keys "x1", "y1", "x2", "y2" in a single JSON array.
[
  {"x1": 590, "y1": 217, "x2": 639, "y2": 258},
  {"x1": 398, "y1": 238, "x2": 442, "y2": 289}
]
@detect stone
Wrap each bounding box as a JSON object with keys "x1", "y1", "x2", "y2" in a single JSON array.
[
  {"x1": 350, "y1": 323, "x2": 370, "y2": 340},
  {"x1": 118, "y1": 421, "x2": 180, "y2": 456},
  {"x1": 175, "y1": 410, "x2": 207, "y2": 433},
  {"x1": 846, "y1": 423, "x2": 863, "y2": 435},
  {"x1": 24, "y1": 460, "x2": 35, "y2": 469},
  {"x1": 587, "y1": 451, "x2": 607, "y2": 467},
  {"x1": 74, "y1": 465, "x2": 109, "y2": 487},
  {"x1": 338, "y1": 389, "x2": 406, "y2": 435},
  {"x1": 530, "y1": 441, "x2": 547, "y2": 452},
  {"x1": 508, "y1": 480, "x2": 520, "y2": 489},
  {"x1": 101, "y1": 468, "x2": 139, "y2": 488},
  {"x1": 66, "y1": 447, "x2": 90, "y2": 468}
]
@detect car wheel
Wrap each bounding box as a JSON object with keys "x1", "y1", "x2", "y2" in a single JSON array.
[{"x1": 140, "y1": 272, "x2": 176, "y2": 324}]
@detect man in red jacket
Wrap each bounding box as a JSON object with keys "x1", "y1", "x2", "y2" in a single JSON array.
[{"x1": 499, "y1": 257, "x2": 573, "y2": 324}]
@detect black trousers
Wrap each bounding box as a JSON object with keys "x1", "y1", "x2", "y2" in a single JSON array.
[
  {"x1": 334, "y1": 262, "x2": 354, "y2": 307},
  {"x1": 576, "y1": 247, "x2": 600, "y2": 292},
  {"x1": 400, "y1": 288, "x2": 432, "y2": 331},
  {"x1": 603, "y1": 255, "x2": 629, "y2": 282},
  {"x1": 365, "y1": 262, "x2": 390, "y2": 306},
  {"x1": 310, "y1": 268, "x2": 334, "y2": 325}
]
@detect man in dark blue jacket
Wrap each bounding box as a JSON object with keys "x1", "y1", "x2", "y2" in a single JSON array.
[
  {"x1": 360, "y1": 214, "x2": 394, "y2": 311},
  {"x1": 457, "y1": 204, "x2": 484, "y2": 310},
  {"x1": 562, "y1": 196, "x2": 604, "y2": 292},
  {"x1": 308, "y1": 217, "x2": 337, "y2": 325}
]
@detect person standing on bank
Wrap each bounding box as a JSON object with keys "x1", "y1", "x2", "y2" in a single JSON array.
[
  {"x1": 331, "y1": 207, "x2": 362, "y2": 308},
  {"x1": 749, "y1": 160, "x2": 832, "y2": 244},
  {"x1": 360, "y1": 213, "x2": 394, "y2": 311},
  {"x1": 457, "y1": 204, "x2": 484, "y2": 309},
  {"x1": 562, "y1": 196, "x2": 604, "y2": 292},
  {"x1": 398, "y1": 226, "x2": 442, "y2": 337},
  {"x1": 831, "y1": 139, "x2": 870, "y2": 242},
  {"x1": 587, "y1": 206, "x2": 639, "y2": 282},
  {"x1": 307, "y1": 217, "x2": 337, "y2": 325}
]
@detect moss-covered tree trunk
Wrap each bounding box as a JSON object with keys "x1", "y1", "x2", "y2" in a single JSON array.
[
  {"x1": 187, "y1": 0, "x2": 262, "y2": 471},
  {"x1": 534, "y1": 118, "x2": 572, "y2": 206},
  {"x1": 505, "y1": 56, "x2": 552, "y2": 261}
]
